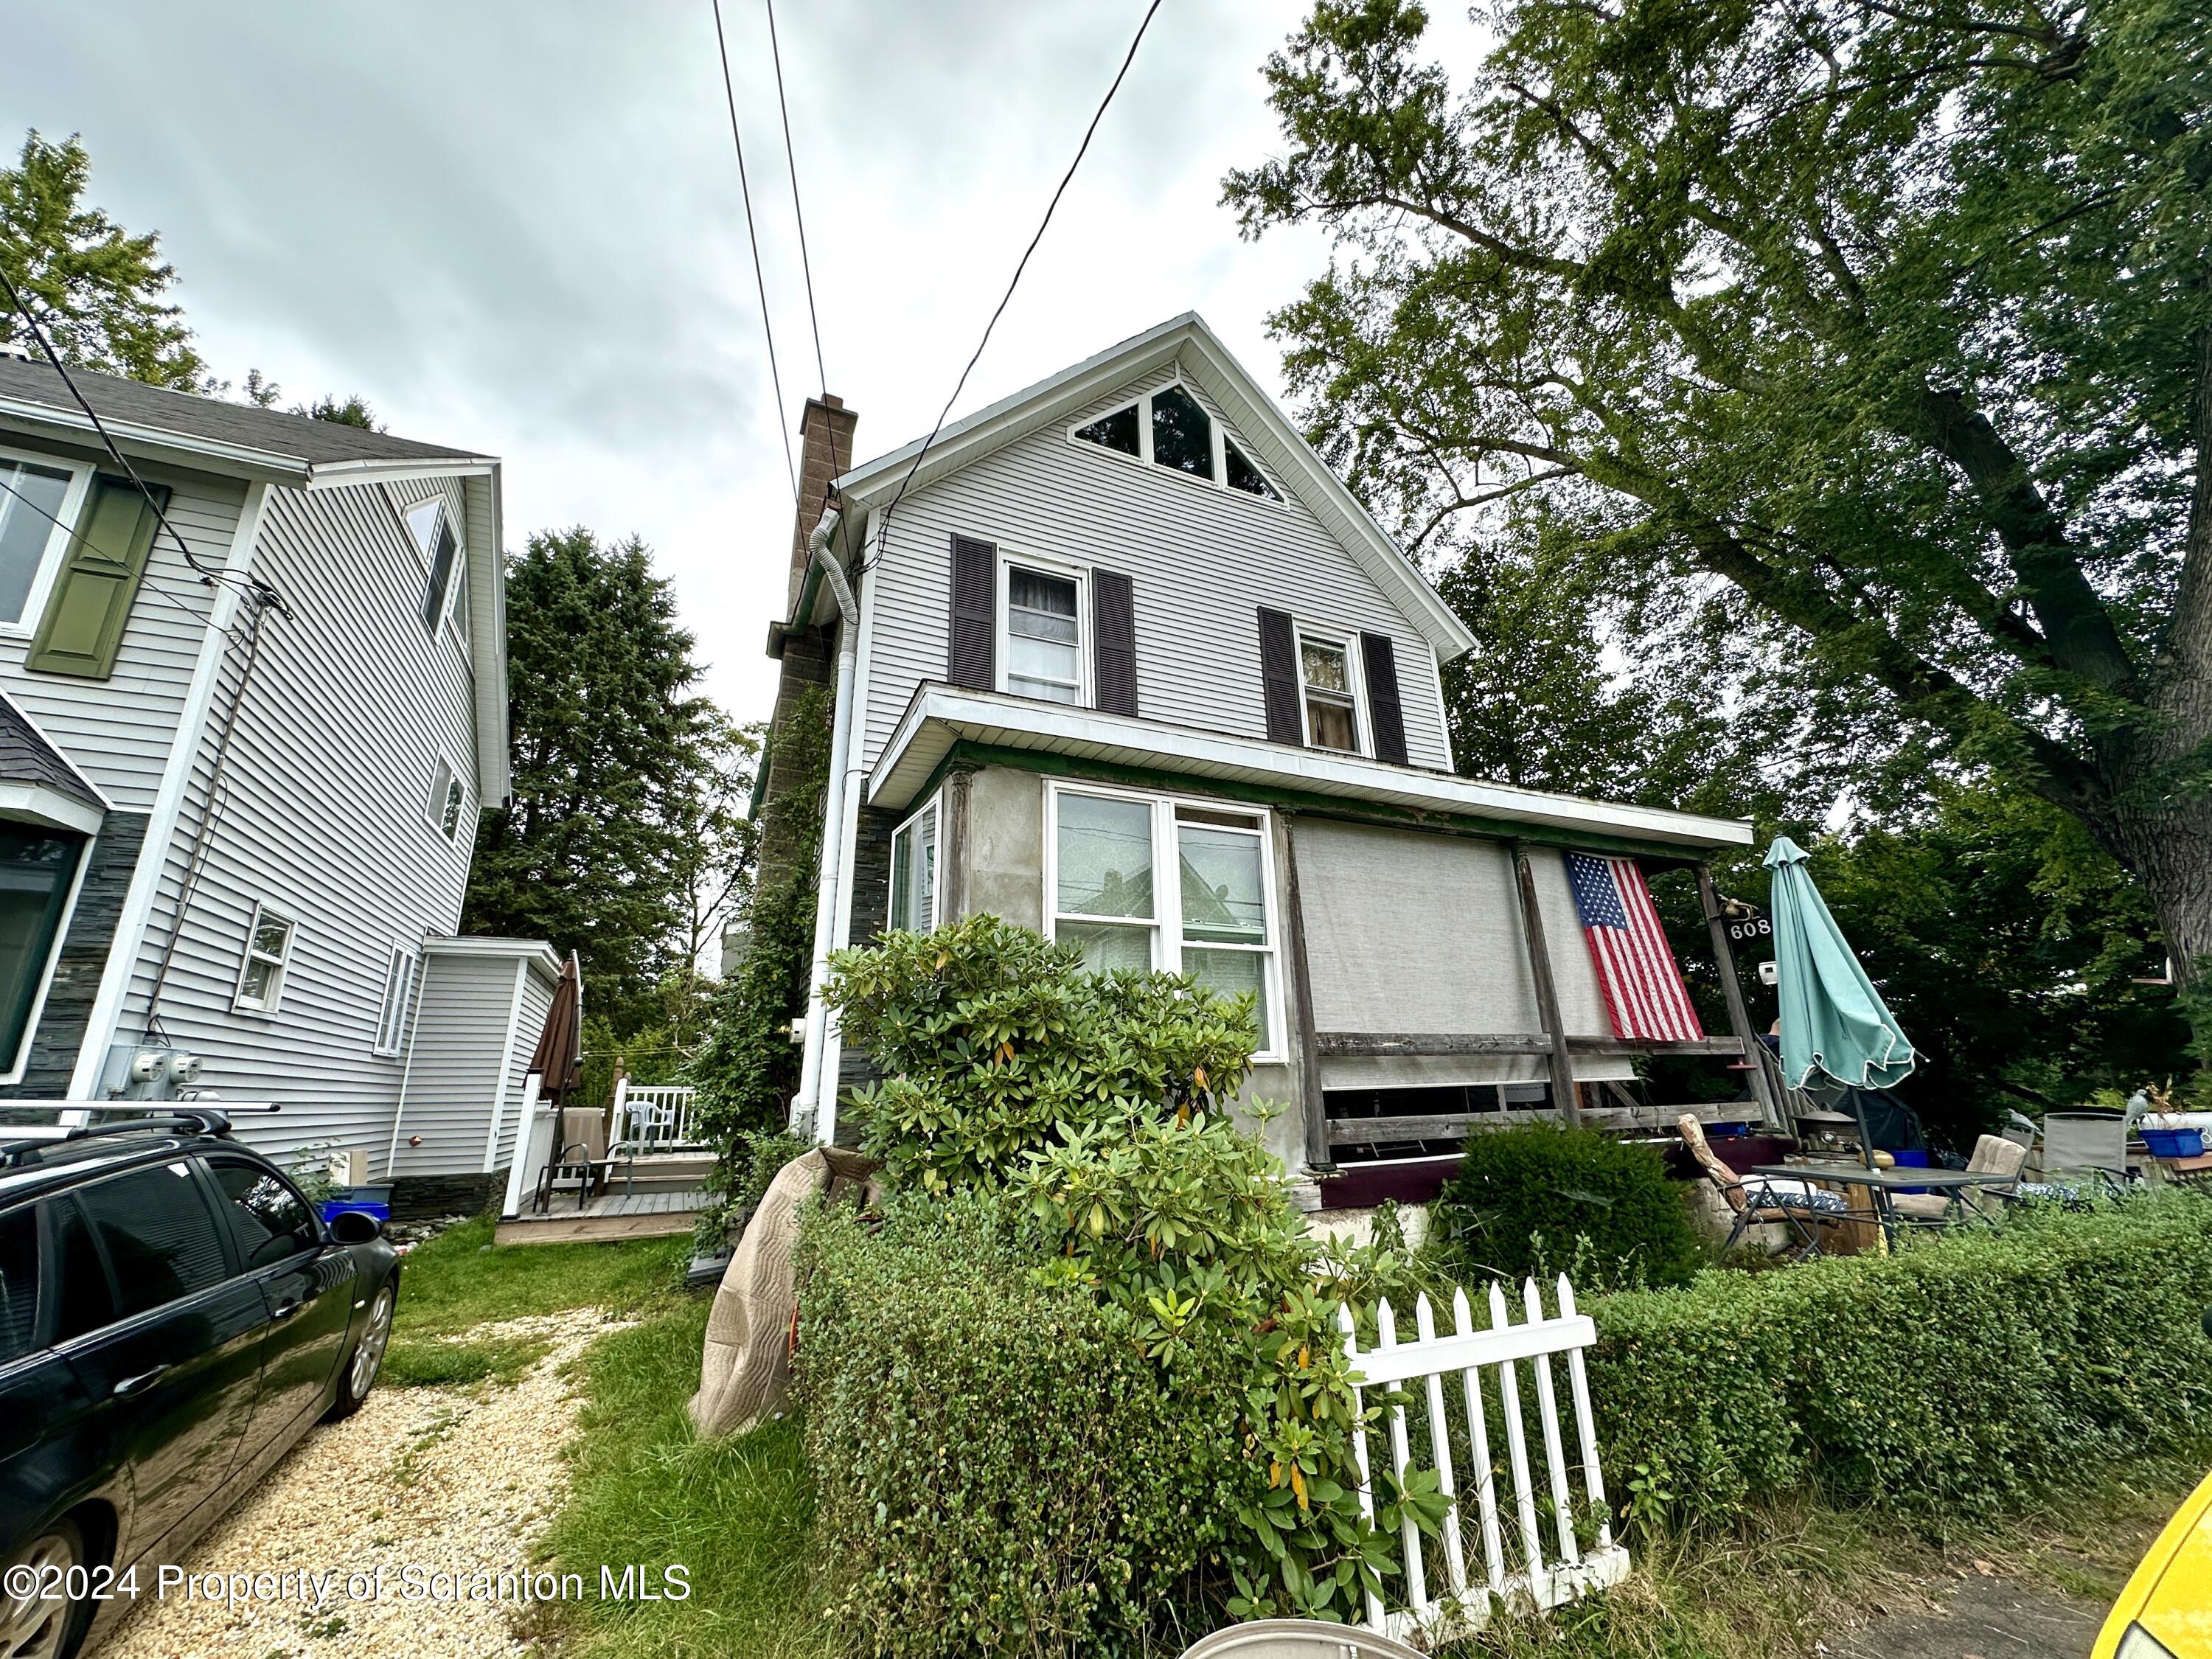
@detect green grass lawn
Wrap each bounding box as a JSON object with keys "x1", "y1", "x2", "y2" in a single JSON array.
[{"x1": 386, "y1": 1217, "x2": 833, "y2": 1658}]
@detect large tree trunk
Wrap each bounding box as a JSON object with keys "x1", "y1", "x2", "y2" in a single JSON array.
[{"x1": 2107, "y1": 799, "x2": 2212, "y2": 991}]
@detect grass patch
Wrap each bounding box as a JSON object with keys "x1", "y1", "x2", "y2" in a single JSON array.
[
  {"x1": 1435, "y1": 1447, "x2": 2207, "y2": 1659},
  {"x1": 391, "y1": 1215, "x2": 687, "y2": 1338},
  {"x1": 381, "y1": 1331, "x2": 554, "y2": 1388},
  {"x1": 533, "y1": 1299, "x2": 833, "y2": 1659}
]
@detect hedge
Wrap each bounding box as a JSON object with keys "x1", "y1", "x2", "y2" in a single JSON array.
[
  {"x1": 1588, "y1": 1190, "x2": 2212, "y2": 1527},
  {"x1": 795, "y1": 1194, "x2": 1250, "y2": 1658}
]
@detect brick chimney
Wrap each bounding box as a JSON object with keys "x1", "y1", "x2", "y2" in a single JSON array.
[{"x1": 787, "y1": 394, "x2": 858, "y2": 613}]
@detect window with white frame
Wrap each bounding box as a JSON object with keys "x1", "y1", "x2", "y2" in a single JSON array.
[
  {"x1": 0, "y1": 453, "x2": 85, "y2": 629},
  {"x1": 1070, "y1": 383, "x2": 1282, "y2": 501},
  {"x1": 425, "y1": 757, "x2": 464, "y2": 840},
  {"x1": 1047, "y1": 785, "x2": 1281, "y2": 1055},
  {"x1": 373, "y1": 943, "x2": 419, "y2": 1055},
  {"x1": 887, "y1": 795, "x2": 940, "y2": 933},
  {"x1": 234, "y1": 904, "x2": 296, "y2": 1013},
  {"x1": 404, "y1": 495, "x2": 462, "y2": 634},
  {"x1": 1296, "y1": 630, "x2": 1362, "y2": 754},
  {"x1": 1001, "y1": 559, "x2": 1085, "y2": 705}
]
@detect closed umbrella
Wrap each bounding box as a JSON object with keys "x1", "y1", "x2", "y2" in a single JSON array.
[
  {"x1": 529, "y1": 950, "x2": 585, "y2": 1106},
  {"x1": 1764, "y1": 835, "x2": 1915, "y2": 1166}
]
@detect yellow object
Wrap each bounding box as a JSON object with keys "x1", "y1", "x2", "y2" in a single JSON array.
[{"x1": 2093, "y1": 1468, "x2": 2212, "y2": 1658}]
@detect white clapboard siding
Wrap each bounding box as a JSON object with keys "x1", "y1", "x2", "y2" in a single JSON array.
[
  {"x1": 858, "y1": 367, "x2": 1453, "y2": 775},
  {"x1": 388, "y1": 947, "x2": 551, "y2": 1181},
  {"x1": 112, "y1": 473, "x2": 484, "y2": 1170},
  {"x1": 0, "y1": 455, "x2": 248, "y2": 811},
  {"x1": 1339, "y1": 1277, "x2": 1629, "y2": 1644}
]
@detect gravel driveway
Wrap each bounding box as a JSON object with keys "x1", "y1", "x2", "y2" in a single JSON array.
[{"x1": 101, "y1": 1306, "x2": 626, "y2": 1659}]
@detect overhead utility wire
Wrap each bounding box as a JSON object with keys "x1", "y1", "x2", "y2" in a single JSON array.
[
  {"x1": 0, "y1": 263, "x2": 290, "y2": 619},
  {"x1": 872, "y1": 0, "x2": 1166, "y2": 562},
  {"x1": 711, "y1": 0, "x2": 799, "y2": 507},
  {"x1": 764, "y1": 0, "x2": 827, "y2": 397}
]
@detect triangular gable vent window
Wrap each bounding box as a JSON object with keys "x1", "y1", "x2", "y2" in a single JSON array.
[{"x1": 1071, "y1": 383, "x2": 1284, "y2": 503}]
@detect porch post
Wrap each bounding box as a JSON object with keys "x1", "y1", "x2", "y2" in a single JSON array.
[
  {"x1": 1697, "y1": 863, "x2": 1784, "y2": 1130},
  {"x1": 1511, "y1": 842, "x2": 1581, "y2": 1128},
  {"x1": 1277, "y1": 814, "x2": 1332, "y2": 1175}
]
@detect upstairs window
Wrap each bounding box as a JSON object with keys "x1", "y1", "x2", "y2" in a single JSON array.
[
  {"x1": 425, "y1": 757, "x2": 465, "y2": 840},
  {"x1": 1225, "y1": 439, "x2": 1280, "y2": 501},
  {"x1": 405, "y1": 496, "x2": 462, "y2": 634},
  {"x1": 0, "y1": 455, "x2": 77, "y2": 627},
  {"x1": 888, "y1": 796, "x2": 939, "y2": 933},
  {"x1": 234, "y1": 903, "x2": 296, "y2": 1013},
  {"x1": 1070, "y1": 384, "x2": 1281, "y2": 502},
  {"x1": 1150, "y1": 386, "x2": 1213, "y2": 480},
  {"x1": 1001, "y1": 560, "x2": 1085, "y2": 705},
  {"x1": 1298, "y1": 633, "x2": 1361, "y2": 754}
]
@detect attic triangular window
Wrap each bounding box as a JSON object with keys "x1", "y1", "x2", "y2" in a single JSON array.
[
  {"x1": 1074, "y1": 405, "x2": 1140, "y2": 456},
  {"x1": 1150, "y1": 385, "x2": 1212, "y2": 479},
  {"x1": 1225, "y1": 439, "x2": 1279, "y2": 500}
]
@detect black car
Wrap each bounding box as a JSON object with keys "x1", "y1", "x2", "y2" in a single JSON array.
[{"x1": 0, "y1": 1111, "x2": 399, "y2": 1659}]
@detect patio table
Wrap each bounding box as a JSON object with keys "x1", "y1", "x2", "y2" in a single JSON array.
[{"x1": 1749, "y1": 1164, "x2": 2020, "y2": 1249}]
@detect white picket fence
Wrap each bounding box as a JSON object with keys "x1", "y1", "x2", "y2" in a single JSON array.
[
  {"x1": 1340, "y1": 1276, "x2": 1630, "y2": 1643},
  {"x1": 612, "y1": 1080, "x2": 704, "y2": 1153}
]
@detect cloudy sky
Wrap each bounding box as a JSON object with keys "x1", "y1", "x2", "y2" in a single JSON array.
[{"x1": 2, "y1": 0, "x2": 1482, "y2": 723}]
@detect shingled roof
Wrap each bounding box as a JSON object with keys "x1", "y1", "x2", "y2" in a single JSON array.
[
  {"x1": 0, "y1": 356, "x2": 489, "y2": 471},
  {"x1": 0, "y1": 698, "x2": 101, "y2": 815}
]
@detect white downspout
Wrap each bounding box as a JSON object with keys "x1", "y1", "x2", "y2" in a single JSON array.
[{"x1": 791, "y1": 506, "x2": 853, "y2": 1141}]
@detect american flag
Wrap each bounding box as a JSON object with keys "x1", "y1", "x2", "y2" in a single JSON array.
[{"x1": 1563, "y1": 852, "x2": 1704, "y2": 1042}]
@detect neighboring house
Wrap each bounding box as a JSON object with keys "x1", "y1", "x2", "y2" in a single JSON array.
[
  {"x1": 0, "y1": 354, "x2": 548, "y2": 1215},
  {"x1": 760, "y1": 315, "x2": 1775, "y2": 1207}
]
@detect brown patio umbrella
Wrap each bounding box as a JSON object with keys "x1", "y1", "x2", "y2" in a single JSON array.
[{"x1": 528, "y1": 950, "x2": 584, "y2": 1105}]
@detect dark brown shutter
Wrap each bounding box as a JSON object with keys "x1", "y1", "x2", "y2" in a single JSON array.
[
  {"x1": 1360, "y1": 632, "x2": 1409, "y2": 764},
  {"x1": 947, "y1": 534, "x2": 995, "y2": 690},
  {"x1": 1093, "y1": 569, "x2": 1138, "y2": 717},
  {"x1": 1258, "y1": 608, "x2": 1301, "y2": 745}
]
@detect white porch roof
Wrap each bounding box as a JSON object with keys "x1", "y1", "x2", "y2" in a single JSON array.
[{"x1": 867, "y1": 685, "x2": 1754, "y2": 852}]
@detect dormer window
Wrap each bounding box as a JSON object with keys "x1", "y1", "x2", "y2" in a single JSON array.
[{"x1": 1071, "y1": 383, "x2": 1282, "y2": 502}]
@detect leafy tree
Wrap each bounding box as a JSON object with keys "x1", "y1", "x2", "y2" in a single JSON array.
[
  {"x1": 297, "y1": 392, "x2": 380, "y2": 430},
  {"x1": 1226, "y1": 0, "x2": 2212, "y2": 1001},
  {"x1": 0, "y1": 131, "x2": 206, "y2": 388},
  {"x1": 462, "y1": 527, "x2": 738, "y2": 1029}
]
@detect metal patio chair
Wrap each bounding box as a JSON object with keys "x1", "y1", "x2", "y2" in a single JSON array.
[
  {"x1": 532, "y1": 1107, "x2": 619, "y2": 1213},
  {"x1": 1677, "y1": 1114, "x2": 1856, "y2": 1259}
]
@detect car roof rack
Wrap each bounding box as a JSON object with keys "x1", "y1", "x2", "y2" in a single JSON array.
[{"x1": 0, "y1": 1104, "x2": 272, "y2": 1169}]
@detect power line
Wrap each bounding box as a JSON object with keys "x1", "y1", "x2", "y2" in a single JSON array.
[
  {"x1": 764, "y1": 0, "x2": 827, "y2": 398},
  {"x1": 0, "y1": 262, "x2": 288, "y2": 618},
  {"x1": 872, "y1": 0, "x2": 1166, "y2": 560},
  {"x1": 711, "y1": 0, "x2": 799, "y2": 507}
]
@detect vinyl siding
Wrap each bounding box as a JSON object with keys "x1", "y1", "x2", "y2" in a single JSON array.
[
  {"x1": 106, "y1": 472, "x2": 485, "y2": 1169},
  {"x1": 0, "y1": 434, "x2": 246, "y2": 811},
  {"x1": 388, "y1": 950, "x2": 548, "y2": 1182},
  {"x1": 857, "y1": 369, "x2": 1453, "y2": 775}
]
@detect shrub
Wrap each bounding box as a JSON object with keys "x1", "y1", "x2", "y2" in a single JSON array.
[
  {"x1": 1431, "y1": 1121, "x2": 1705, "y2": 1290},
  {"x1": 825, "y1": 913, "x2": 1261, "y2": 1193},
  {"x1": 1589, "y1": 1190, "x2": 2212, "y2": 1528},
  {"x1": 796, "y1": 1194, "x2": 1251, "y2": 1657}
]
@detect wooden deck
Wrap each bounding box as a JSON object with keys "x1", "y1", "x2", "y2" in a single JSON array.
[{"x1": 495, "y1": 1183, "x2": 711, "y2": 1247}]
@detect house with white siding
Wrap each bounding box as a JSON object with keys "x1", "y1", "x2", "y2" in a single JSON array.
[
  {"x1": 0, "y1": 355, "x2": 551, "y2": 1216},
  {"x1": 762, "y1": 314, "x2": 1778, "y2": 1209}
]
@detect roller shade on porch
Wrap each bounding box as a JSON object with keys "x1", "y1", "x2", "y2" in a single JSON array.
[{"x1": 1290, "y1": 819, "x2": 1633, "y2": 1088}]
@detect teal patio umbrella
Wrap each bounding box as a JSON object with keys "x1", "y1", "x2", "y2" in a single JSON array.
[{"x1": 1764, "y1": 836, "x2": 1916, "y2": 1161}]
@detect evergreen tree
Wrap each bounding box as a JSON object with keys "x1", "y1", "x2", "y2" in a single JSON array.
[
  {"x1": 462, "y1": 528, "x2": 740, "y2": 1029},
  {"x1": 0, "y1": 130, "x2": 207, "y2": 388}
]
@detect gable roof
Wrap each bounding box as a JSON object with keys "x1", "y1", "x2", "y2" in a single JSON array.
[
  {"x1": 0, "y1": 357, "x2": 493, "y2": 487},
  {"x1": 831, "y1": 313, "x2": 1478, "y2": 661},
  {"x1": 0, "y1": 690, "x2": 107, "y2": 834}
]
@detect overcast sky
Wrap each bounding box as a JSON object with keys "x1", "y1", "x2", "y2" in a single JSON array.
[{"x1": 1, "y1": 0, "x2": 1489, "y2": 723}]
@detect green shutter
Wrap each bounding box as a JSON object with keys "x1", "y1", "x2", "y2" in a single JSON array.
[{"x1": 25, "y1": 475, "x2": 170, "y2": 679}]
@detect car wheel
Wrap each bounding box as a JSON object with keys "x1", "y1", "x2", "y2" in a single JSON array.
[
  {"x1": 327, "y1": 1282, "x2": 394, "y2": 1419},
  {"x1": 1, "y1": 1515, "x2": 89, "y2": 1659}
]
